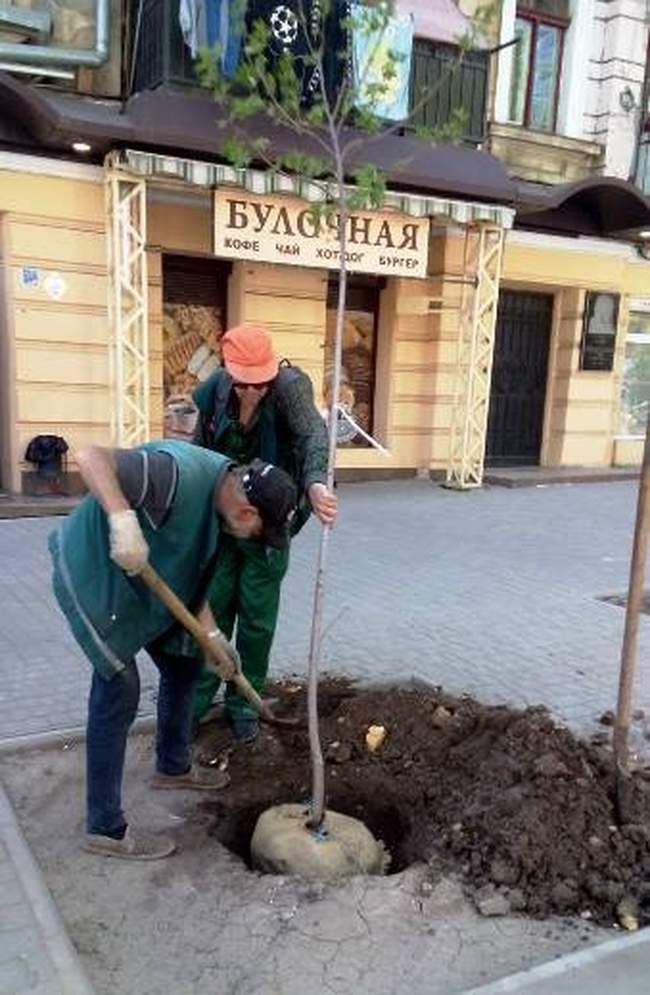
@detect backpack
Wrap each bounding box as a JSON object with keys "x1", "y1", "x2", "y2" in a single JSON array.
[{"x1": 25, "y1": 435, "x2": 68, "y2": 478}]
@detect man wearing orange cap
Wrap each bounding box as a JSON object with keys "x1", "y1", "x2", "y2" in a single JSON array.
[{"x1": 190, "y1": 324, "x2": 337, "y2": 741}]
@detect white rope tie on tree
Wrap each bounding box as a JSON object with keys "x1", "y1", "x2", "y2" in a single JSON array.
[{"x1": 333, "y1": 405, "x2": 390, "y2": 454}]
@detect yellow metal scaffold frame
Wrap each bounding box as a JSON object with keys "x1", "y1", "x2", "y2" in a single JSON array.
[
  {"x1": 446, "y1": 222, "x2": 505, "y2": 489},
  {"x1": 105, "y1": 155, "x2": 150, "y2": 446}
]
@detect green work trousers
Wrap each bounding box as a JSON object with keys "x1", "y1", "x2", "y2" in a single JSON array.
[{"x1": 192, "y1": 535, "x2": 290, "y2": 721}]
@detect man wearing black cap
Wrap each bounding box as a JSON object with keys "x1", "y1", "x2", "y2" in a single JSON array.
[{"x1": 49, "y1": 439, "x2": 296, "y2": 860}]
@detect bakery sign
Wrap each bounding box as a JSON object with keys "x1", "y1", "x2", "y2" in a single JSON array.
[{"x1": 213, "y1": 190, "x2": 430, "y2": 278}]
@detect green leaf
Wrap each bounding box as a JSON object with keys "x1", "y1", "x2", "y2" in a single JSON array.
[
  {"x1": 279, "y1": 152, "x2": 330, "y2": 178},
  {"x1": 428, "y1": 106, "x2": 470, "y2": 143},
  {"x1": 222, "y1": 137, "x2": 253, "y2": 169},
  {"x1": 349, "y1": 165, "x2": 386, "y2": 210},
  {"x1": 305, "y1": 103, "x2": 327, "y2": 126},
  {"x1": 276, "y1": 52, "x2": 301, "y2": 116},
  {"x1": 352, "y1": 106, "x2": 383, "y2": 134}
]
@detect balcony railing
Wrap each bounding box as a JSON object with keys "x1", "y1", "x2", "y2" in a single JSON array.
[
  {"x1": 408, "y1": 40, "x2": 488, "y2": 146},
  {"x1": 131, "y1": 0, "x2": 197, "y2": 92},
  {"x1": 130, "y1": 2, "x2": 488, "y2": 149}
]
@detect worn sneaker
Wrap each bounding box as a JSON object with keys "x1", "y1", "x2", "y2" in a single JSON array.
[
  {"x1": 231, "y1": 716, "x2": 259, "y2": 744},
  {"x1": 150, "y1": 766, "x2": 231, "y2": 791},
  {"x1": 82, "y1": 827, "x2": 176, "y2": 860}
]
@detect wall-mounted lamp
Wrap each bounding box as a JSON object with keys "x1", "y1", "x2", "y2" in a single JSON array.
[
  {"x1": 637, "y1": 231, "x2": 650, "y2": 260},
  {"x1": 620, "y1": 86, "x2": 637, "y2": 112}
]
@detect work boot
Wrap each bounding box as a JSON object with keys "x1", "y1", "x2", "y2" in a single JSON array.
[
  {"x1": 231, "y1": 716, "x2": 259, "y2": 744},
  {"x1": 150, "y1": 766, "x2": 231, "y2": 791},
  {"x1": 82, "y1": 827, "x2": 176, "y2": 860}
]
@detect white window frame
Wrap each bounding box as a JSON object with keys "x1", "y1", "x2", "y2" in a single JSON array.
[{"x1": 494, "y1": 0, "x2": 591, "y2": 139}]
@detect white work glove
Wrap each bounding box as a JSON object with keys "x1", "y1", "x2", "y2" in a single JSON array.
[
  {"x1": 108, "y1": 510, "x2": 149, "y2": 576},
  {"x1": 205, "y1": 629, "x2": 242, "y2": 682}
]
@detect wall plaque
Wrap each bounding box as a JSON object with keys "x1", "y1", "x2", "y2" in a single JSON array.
[{"x1": 580, "y1": 292, "x2": 620, "y2": 372}]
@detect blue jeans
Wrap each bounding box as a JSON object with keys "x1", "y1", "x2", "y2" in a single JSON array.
[{"x1": 86, "y1": 650, "x2": 203, "y2": 837}]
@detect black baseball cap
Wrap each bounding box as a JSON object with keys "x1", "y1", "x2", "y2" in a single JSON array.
[{"x1": 241, "y1": 459, "x2": 298, "y2": 549}]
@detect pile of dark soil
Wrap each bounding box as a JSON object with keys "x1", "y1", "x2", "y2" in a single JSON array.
[{"x1": 196, "y1": 679, "x2": 650, "y2": 926}]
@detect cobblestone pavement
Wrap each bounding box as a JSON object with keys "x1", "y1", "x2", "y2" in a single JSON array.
[{"x1": 1, "y1": 480, "x2": 649, "y2": 742}]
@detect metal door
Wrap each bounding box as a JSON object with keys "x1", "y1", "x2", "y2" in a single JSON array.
[{"x1": 486, "y1": 291, "x2": 553, "y2": 466}]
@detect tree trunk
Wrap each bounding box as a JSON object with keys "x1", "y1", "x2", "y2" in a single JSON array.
[
  {"x1": 614, "y1": 407, "x2": 650, "y2": 819},
  {"x1": 306, "y1": 195, "x2": 348, "y2": 830}
]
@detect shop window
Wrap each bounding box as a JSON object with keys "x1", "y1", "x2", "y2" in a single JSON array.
[
  {"x1": 619, "y1": 310, "x2": 650, "y2": 437},
  {"x1": 509, "y1": 4, "x2": 568, "y2": 132},
  {"x1": 324, "y1": 277, "x2": 381, "y2": 448},
  {"x1": 162, "y1": 255, "x2": 230, "y2": 439}
]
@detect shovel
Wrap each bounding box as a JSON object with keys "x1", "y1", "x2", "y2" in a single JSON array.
[{"x1": 139, "y1": 563, "x2": 301, "y2": 729}]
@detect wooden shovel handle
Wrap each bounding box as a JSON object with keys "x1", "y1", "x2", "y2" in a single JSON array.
[{"x1": 139, "y1": 563, "x2": 268, "y2": 720}]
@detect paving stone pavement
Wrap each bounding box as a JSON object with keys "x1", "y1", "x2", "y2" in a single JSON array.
[{"x1": 1, "y1": 480, "x2": 650, "y2": 743}]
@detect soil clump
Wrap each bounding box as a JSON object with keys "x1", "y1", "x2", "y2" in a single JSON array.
[{"x1": 196, "y1": 679, "x2": 650, "y2": 926}]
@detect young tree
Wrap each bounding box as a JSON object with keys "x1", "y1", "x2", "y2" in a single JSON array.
[{"x1": 199, "y1": 0, "x2": 489, "y2": 829}]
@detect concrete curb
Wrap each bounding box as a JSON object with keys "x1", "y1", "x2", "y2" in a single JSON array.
[
  {"x1": 484, "y1": 469, "x2": 639, "y2": 489},
  {"x1": 460, "y1": 927, "x2": 650, "y2": 994},
  {"x1": 0, "y1": 781, "x2": 96, "y2": 995},
  {"x1": 0, "y1": 715, "x2": 156, "y2": 755},
  {"x1": 0, "y1": 499, "x2": 80, "y2": 520}
]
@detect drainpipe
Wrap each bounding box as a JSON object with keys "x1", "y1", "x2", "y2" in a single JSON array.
[{"x1": 0, "y1": 0, "x2": 110, "y2": 67}]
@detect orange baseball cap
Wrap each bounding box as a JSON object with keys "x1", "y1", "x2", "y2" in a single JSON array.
[{"x1": 221, "y1": 325, "x2": 279, "y2": 384}]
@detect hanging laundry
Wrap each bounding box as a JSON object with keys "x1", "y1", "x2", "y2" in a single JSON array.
[
  {"x1": 322, "y1": 0, "x2": 352, "y2": 107},
  {"x1": 179, "y1": 0, "x2": 208, "y2": 58},
  {"x1": 351, "y1": 3, "x2": 414, "y2": 122},
  {"x1": 245, "y1": 0, "x2": 317, "y2": 100},
  {"x1": 245, "y1": 0, "x2": 349, "y2": 105},
  {"x1": 205, "y1": 0, "x2": 247, "y2": 78}
]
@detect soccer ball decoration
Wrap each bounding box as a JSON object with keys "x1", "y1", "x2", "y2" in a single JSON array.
[{"x1": 270, "y1": 4, "x2": 299, "y2": 48}]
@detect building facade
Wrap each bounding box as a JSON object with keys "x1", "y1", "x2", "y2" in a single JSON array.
[
  {"x1": 487, "y1": 0, "x2": 650, "y2": 468},
  {"x1": 0, "y1": 0, "x2": 649, "y2": 495}
]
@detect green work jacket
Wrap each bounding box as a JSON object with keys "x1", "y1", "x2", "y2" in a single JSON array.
[{"x1": 49, "y1": 440, "x2": 228, "y2": 678}]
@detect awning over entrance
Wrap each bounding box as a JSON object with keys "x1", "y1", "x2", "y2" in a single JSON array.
[
  {"x1": 2, "y1": 72, "x2": 649, "y2": 239},
  {"x1": 119, "y1": 149, "x2": 516, "y2": 229},
  {"x1": 0, "y1": 71, "x2": 516, "y2": 208},
  {"x1": 516, "y1": 177, "x2": 650, "y2": 238}
]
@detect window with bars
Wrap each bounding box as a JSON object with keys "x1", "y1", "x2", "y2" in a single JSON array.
[{"x1": 509, "y1": 4, "x2": 568, "y2": 132}]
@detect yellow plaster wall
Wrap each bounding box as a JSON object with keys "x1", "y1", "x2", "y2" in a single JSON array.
[
  {"x1": 613, "y1": 438, "x2": 644, "y2": 466},
  {"x1": 222, "y1": 253, "x2": 454, "y2": 473},
  {"x1": 390, "y1": 232, "x2": 461, "y2": 472},
  {"x1": 4, "y1": 173, "x2": 650, "y2": 489},
  {"x1": 502, "y1": 237, "x2": 650, "y2": 467},
  {"x1": 147, "y1": 199, "x2": 214, "y2": 439},
  {"x1": 540, "y1": 287, "x2": 620, "y2": 467},
  {"x1": 0, "y1": 169, "x2": 109, "y2": 491},
  {"x1": 0, "y1": 215, "x2": 16, "y2": 491},
  {"x1": 148, "y1": 199, "x2": 212, "y2": 255}
]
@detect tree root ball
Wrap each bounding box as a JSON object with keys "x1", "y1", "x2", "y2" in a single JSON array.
[{"x1": 251, "y1": 803, "x2": 390, "y2": 880}]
